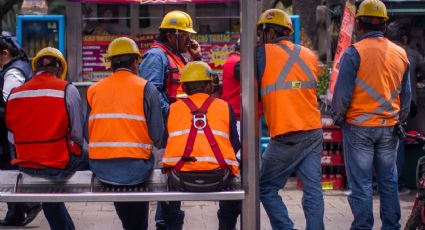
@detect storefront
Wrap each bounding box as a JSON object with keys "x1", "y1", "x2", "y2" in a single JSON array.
[{"x1": 64, "y1": 0, "x2": 240, "y2": 83}]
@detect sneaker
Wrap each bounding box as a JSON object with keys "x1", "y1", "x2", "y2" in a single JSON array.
[{"x1": 399, "y1": 187, "x2": 411, "y2": 196}]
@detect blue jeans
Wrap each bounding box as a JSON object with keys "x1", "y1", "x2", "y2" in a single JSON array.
[
  {"x1": 343, "y1": 124, "x2": 400, "y2": 230},
  {"x1": 156, "y1": 201, "x2": 184, "y2": 230},
  {"x1": 20, "y1": 153, "x2": 88, "y2": 230},
  {"x1": 114, "y1": 202, "x2": 149, "y2": 230},
  {"x1": 396, "y1": 140, "x2": 406, "y2": 189},
  {"x1": 217, "y1": 200, "x2": 241, "y2": 230},
  {"x1": 260, "y1": 129, "x2": 324, "y2": 230}
]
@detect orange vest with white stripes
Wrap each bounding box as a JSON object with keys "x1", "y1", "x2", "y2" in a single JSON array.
[
  {"x1": 87, "y1": 70, "x2": 153, "y2": 160},
  {"x1": 163, "y1": 93, "x2": 239, "y2": 176},
  {"x1": 261, "y1": 40, "x2": 321, "y2": 137},
  {"x1": 5, "y1": 73, "x2": 81, "y2": 169},
  {"x1": 346, "y1": 37, "x2": 408, "y2": 126}
]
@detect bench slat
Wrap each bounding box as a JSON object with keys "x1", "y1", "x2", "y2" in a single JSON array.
[{"x1": 0, "y1": 191, "x2": 245, "y2": 202}]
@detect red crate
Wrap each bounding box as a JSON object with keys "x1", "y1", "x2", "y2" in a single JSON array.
[
  {"x1": 323, "y1": 129, "x2": 343, "y2": 142},
  {"x1": 297, "y1": 176, "x2": 345, "y2": 190},
  {"x1": 321, "y1": 153, "x2": 344, "y2": 166}
]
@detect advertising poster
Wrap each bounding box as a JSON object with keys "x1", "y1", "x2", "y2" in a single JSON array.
[{"x1": 327, "y1": 0, "x2": 356, "y2": 101}]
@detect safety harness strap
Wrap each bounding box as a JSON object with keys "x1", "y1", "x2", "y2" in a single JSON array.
[{"x1": 174, "y1": 96, "x2": 228, "y2": 172}]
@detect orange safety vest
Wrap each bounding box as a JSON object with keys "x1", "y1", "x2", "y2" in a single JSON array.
[
  {"x1": 346, "y1": 37, "x2": 408, "y2": 126},
  {"x1": 151, "y1": 42, "x2": 186, "y2": 102},
  {"x1": 163, "y1": 93, "x2": 239, "y2": 176},
  {"x1": 5, "y1": 73, "x2": 81, "y2": 169},
  {"x1": 87, "y1": 70, "x2": 153, "y2": 160},
  {"x1": 261, "y1": 40, "x2": 321, "y2": 138}
]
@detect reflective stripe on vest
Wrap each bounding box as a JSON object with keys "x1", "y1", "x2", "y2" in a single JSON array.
[
  {"x1": 351, "y1": 78, "x2": 400, "y2": 125},
  {"x1": 8, "y1": 89, "x2": 64, "y2": 100},
  {"x1": 162, "y1": 157, "x2": 239, "y2": 167},
  {"x1": 169, "y1": 129, "x2": 229, "y2": 139},
  {"x1": 261, "y1": 44, "x2": 317, "y2": 97},
  {"x1": 87, "y1": 71, "x2": 153, "y2": 160},
  {"x1": 89, "y1": 142, "x2": 152, "y2": 149},
  {"x1": 89, "y1": 113, "x2": 145, "y2": 121}
]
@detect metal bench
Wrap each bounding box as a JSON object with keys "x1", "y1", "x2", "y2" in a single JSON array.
[{"x1": 0, "y1": 169, "x2": 244, "y2": 203}]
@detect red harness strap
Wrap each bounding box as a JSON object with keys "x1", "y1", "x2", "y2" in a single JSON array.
[{"x1": 174, "y1": 96, "x2": 229, "y2": 172}]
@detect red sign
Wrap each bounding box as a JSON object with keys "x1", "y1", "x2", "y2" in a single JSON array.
[{"x1": 327, "y1": 0, "x2": 356, "y2": 100}]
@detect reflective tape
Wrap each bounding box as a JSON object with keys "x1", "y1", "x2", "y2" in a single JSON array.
[
  {"x1": 169, "y1": 129, "x2": 229, "y2": 139},
  {"x1": 162, "y1": 157, "x2": 239, "y2": 167},
  {"x1": 351, "y1": 78, "x2": 401, "y2": 124},
  {"x1": 89, "y1": 142, "x2": 152, "y2": 149},
  {"x1": 261, "y1": 44, "x2": 317, "y2": 97},
  {"x1": 9, "y1": 89, "x2": 64, "y2": 100},
  {"x1": 89, "y1": 113, "x2": 145, "y2": 121}
]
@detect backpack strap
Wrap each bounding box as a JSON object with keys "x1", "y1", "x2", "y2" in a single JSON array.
[{"x1": 174, "y1": 96, "x2": 228, "y2": 172}]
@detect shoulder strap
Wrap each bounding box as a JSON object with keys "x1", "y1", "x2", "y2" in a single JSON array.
[{"x1": 174, "y1": 96, "x2": 228, "y2": 172}]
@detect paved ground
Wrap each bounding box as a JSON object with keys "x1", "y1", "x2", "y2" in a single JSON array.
[{"x1": 0, "y1": 178, "x2": 416, "y2": 230}]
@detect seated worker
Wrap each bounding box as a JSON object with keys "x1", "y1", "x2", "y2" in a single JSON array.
[
  {"x1": 162, "y1": 61, "x2": 241, "y2": 230},
  {"x1": 5, "y1": 47, "x2": 87, "y2": 230},
  {"x1": 87, "y1": 37, "x2": 164, "y2": 230}
]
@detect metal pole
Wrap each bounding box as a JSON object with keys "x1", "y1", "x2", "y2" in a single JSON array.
[
  {"x1": 65, "y1": 1, "x2": 82, "y2": 82},
  {"x1": 240, "y1": 0, "x2": 260, "y2": 229}
]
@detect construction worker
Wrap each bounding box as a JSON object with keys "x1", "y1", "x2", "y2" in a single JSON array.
[
  {"x1": 332, "y1": 0, "x2": 411, "y2": 229},
  {"x1": 138, "y1": 10, "x2": 200, "y2": 229},
  {"x1": 257, "y1": 9, "x2": 324, "y2": 230},
  {"x1": 5, "y1": 47, "x2": 86, "y2": 230},
  {"x1": 0, "y1": 31, "x2": 41, "y2": 227},
  {"x1": 87, "y1": 37, "x2": 163, "y2": 230},
  {"x1": 162, "y1": 61, "x2": 240, "y2": 230}
]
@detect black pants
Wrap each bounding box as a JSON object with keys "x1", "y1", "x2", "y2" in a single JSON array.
[{"x1": 114, "y1": 202, "x2": 149, "y2": 230}]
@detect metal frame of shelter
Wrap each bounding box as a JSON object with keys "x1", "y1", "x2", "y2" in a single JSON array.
[{"x1": 64, "y1": 0, "x2": 261, "y2": 229}]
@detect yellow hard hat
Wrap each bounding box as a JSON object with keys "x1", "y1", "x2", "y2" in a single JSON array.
[
  {"x1": 160, "y1": 10, "x2": 197, "y2": 34},
  {"x1": 356, "y1": 0, "x2": 388, "y2": 21},
  {"x1": 257, "y1": 9, "x2": 294, "y2": 35},
  {"x1": 180, "y1": 61, "x2": 213, "y2": 83},
  {"x1": 105, "y1": 37, "x2": 141, "y2": 60},
  {"x1": 32, "y1": 47, "x2": 67, "y2": 80}
]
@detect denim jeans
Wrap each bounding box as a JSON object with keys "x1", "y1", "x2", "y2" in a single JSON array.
[
  {"x1": 217, "y1": 200, "x2": 241, "y2": 230},
  {"x1": 343, "y1": 124, "x2": 400, "y2": 230},
  {"x1": 20, "y1": 153, "x2": 88, "y2": 230},
  {"x1": 260, "y1": 129, "x2": 324, "y2": 230},
  {"x1": 156, "y1": 201, "x2": 184, "y2": 230},
  {"x1": 114, "y1": 202, "x2": 149, "y2": 230},
  {"x1": 396, "y1": 140, "x2": 406, "y2": 189}
]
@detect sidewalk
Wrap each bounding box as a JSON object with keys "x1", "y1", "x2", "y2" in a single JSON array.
[{"x1": 0, "y1": 178, "x2": 416, "y2": 230}]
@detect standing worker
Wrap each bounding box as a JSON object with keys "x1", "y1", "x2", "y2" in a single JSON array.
[
  {"x1": 332, "y1": 0, "x2": 411, "y2": 229},
  {"x1": 5, "y1": 47, "x2": 86, "y2": 230},
  {"x1": 257, "y1": 9, "x2": 324, "y2": 230},
  {"x1": 87, "y1": 37, "x2": 164, "y2": 230},
  {"x1": 138, "y1": 10, "x2": 201, "y2": 229},
  {"x1": 0, "y1": 31, "x2": 41, "y2": 226},
  {"x1": 162, "y1": 61, "x2": 240, "y2": 230}
]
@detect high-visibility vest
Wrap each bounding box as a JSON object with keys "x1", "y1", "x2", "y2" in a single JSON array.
[
  {"x1": 163, "y1": 93, "x2": 239, "y2": 176},
  {"x1": 346, "y1": 37, "x2": 408, "y2": 126},
  {"x1": 261, "y1": 40, "x2": 321, "y2": 137},
  {"x1": 87, "y1": 70, "x2": 153, "y2": 160},
  {"x1": 151, "y1": 42, "x2": 186, "y2": 103},
  {"x1": 5, "y1": 73, "x2": 81, "y2": 169},
  {"x1": 221, "y1": 53, "x2": 241, "y2": 119}
]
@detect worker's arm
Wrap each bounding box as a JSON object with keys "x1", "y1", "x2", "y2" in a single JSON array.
[
  {"x1": 139, "y1": 48, "x2": 170, "y2": 118},
  {"x1": 144, "y1": 81, "x2": 165, "y2": 149},
  {"x1": 399, "y1": 64, "x2": 411, "y2": 123},
  {"x1": 228, "y1": 105, "x2": 241, "y2": 153},
  {"x1": 331, "y1": 46, "x2": 359, "y2": 126},
  {"x1": 65, "y1": 84, "x2": 85, "y2": 148}
]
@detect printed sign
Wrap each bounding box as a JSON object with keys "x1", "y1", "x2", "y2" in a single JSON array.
[{"x1": 327, "y1": 0, "x2": 356, "y2": 100}]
